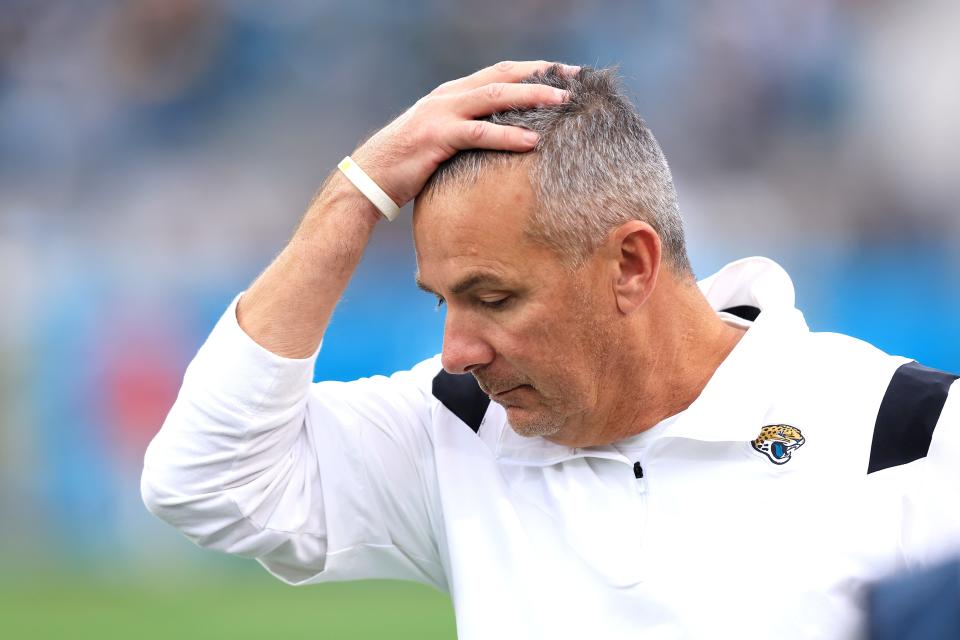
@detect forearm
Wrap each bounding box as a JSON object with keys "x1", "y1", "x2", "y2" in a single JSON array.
[
  {"x1": 238, "y1": 61, "x2": 571, "y2": 359},
  {"x1": 237, "y1": 170, "x2": 382, "y2": 358}
]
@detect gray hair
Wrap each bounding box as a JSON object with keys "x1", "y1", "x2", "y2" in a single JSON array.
[{"x1": 420, "y1": 65, "x2": 692, "y2": 276}]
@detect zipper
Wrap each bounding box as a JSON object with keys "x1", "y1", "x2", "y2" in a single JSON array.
[
  {"x1": 631, "y1": 457, "x2": 652, "y2": 580},
  {"x1": 633, "y1": 460, "x2": 647, "y2": 494}
]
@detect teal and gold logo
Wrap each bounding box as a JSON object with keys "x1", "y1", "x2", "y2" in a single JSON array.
[{"x1": 751, "y1": 424, "x2": 805, "y2": 465}]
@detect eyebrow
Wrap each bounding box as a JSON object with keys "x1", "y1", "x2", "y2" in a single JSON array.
[
  {"x1": 415, "y1": 271, "x2": 509, "y2": 297},
  {"x1": 415, "y1": 274, "x2": 437, "y2": 295}
]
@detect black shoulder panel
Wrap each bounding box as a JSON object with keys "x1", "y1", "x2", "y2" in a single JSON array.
[
  {"x1": 720, "y1": 305, "x2": 761, "y2": 322},
  {"x1": 432, "y1": 370, "x2": 490, "y2": 433},
  {"x1": 867, "y1": 361, "x2": 958, "y2": 474}
]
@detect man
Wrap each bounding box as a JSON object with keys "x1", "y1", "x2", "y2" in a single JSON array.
[{"x1": 142, "y1": 62, "x2": 960, "y2": 639}]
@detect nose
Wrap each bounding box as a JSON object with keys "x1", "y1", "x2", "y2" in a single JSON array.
[{"x1": 440, "y1": 311, "x2": 495, "y2": 374}]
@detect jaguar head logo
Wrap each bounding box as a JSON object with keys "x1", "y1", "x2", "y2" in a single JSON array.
[{"x1": 751, "y1": 424, "x2": 805, "y2": 465}]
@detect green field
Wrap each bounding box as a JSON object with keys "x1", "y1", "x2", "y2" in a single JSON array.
[{"x1": 1, "y1": 570, "x2": 456, "y2": 640}]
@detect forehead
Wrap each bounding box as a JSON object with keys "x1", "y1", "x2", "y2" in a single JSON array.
[{"x1": 413, "y1": 165, "x2": 550, "y2": 288}]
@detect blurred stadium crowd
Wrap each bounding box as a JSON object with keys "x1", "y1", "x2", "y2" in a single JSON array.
[{"x1": 1, "y1": 0, "x2": 958, "y2": 575}]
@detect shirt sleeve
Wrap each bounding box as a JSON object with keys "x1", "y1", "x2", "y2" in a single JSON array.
[
  {"x1": 898, "y1": 378, "x2": 960, "y2": 568},
  {"x1": 141, "y1": 295, "x2": 447, "y2": 590}
]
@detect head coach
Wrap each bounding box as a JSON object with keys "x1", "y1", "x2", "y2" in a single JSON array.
[{"x1": 142, "y1": 61, "x2": 960, "y2": 639}]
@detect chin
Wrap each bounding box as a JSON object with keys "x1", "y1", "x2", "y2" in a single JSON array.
[{"x1": 505, "y1": 406, "x2": 563, "y2": 438}]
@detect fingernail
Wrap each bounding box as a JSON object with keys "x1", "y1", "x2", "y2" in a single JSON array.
[
  {"x1": 523, "y1": 131, "x2": 539, "y2": 145},
  {"x1": 562, "y1": 64, "x2": 581, "y2": 75},
  {"x1": 554, "y1": 88, "x2": 569, "y2": 101}
]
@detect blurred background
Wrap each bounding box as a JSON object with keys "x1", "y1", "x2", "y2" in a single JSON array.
[{"x1": 1, "y1": 0, "x2": 958, "y2": 638}]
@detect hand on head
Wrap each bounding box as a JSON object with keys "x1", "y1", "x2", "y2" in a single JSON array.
[{"x1": 351, "y1": 60, "x2": 578, "y2": 207}]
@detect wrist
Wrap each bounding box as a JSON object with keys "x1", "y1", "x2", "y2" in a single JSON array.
[
  {"x1": 309, "y1": 170, "x2": 384, "y2": 229},
  {"x1": 337, "y1": 156, "x2": 401, "y2": 221},
  {"x1": 349, "y1": 145, "x2": 409, "y2": 207}
]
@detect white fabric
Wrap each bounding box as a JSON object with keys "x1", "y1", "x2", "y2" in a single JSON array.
[
  {"x1": 142, "y1": 256, "x2": 960, "y2": 640},
  {"x1": 612, "y1": 412, "x2": 677, "y2": 465}
]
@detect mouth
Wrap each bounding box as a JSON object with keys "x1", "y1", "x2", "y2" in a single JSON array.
[
  {"x1": 488, "y1": 384, "x2": 533, "y2": 403},
  {"x1": 473, "y1": 373, "x2": 534, "y2": 402},
  {"x1": 490, "y1": 384, "x2": 520, "y2": 395}
]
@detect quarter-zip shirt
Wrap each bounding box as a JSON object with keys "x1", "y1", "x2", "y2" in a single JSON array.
[{"x1": 142, "y1": 257, "x2": 960, "y2": 639}]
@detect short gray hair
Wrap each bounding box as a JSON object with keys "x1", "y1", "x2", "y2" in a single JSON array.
[{"x1": 420, "y1": 65, "x2": 692, "y2": 276}]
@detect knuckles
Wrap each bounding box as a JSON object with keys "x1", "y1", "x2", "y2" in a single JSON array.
[
  {"x1": 430, "y1": 80, "x2": 455, "y2": 96},
  {"x1": 468, "y1": 121, "x2": 487, "y2": 143},
  {"x1": 361, "y1": 61, "x2": 564, "y2": 181},
  {"x1": 417, "y1": 124, "x2": 442, "y2": 149},
  {"x1": 410, "y1": 95, "x2": 444, "y2": 123},
  {"x1": 412, "y1": 94, "x2": 436, "y2": 111},
  {"x1": 483, "y1": 82, "x2": 505, "y2": 100}
]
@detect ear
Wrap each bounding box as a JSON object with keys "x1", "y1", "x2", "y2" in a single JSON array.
[{"x1": 609, "y1": 221, "x2": 661, "y2": 314}]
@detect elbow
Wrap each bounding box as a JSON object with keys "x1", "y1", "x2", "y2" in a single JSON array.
[
  {"x1": 140, "y1": 452, "x2": 241, "y2": 551},
  {"x1": 140, "y1": 430, "x2": 166, "y2": 520},
  {"x1": 138, "y1": 397, "x2": 318, "y2": 557},
  {"x1": 139, "y1": 425, "x2": 278, "y2": 555},
  {"x1": 138, "y1": 398, "x2": 238, "y2": 533},
  {"x1": 140, "y1": 450, "x2": 301, "y2": 560},
  {"x1": 139, "y1": 426, "x2": 223, "y2": 536},
  {"x1": 140, "y1": 442, "x2": 195, "y2": 530}
]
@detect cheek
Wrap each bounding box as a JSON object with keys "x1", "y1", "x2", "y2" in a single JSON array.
[
  {"x1": 491, "y1": 299, "x2": 596, "y2": 377},
  {"x1": 515, "y1": 303, "x2": 576, "y2": 344},
  {"x1": 486, "y1": 305, "x2": 552, "y2": 355}
]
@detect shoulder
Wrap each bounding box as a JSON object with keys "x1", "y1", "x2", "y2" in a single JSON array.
[
  {"x1": 799, "y1": 330, "x2": 958, "y2": 473},
  {"x1": 395, "y1": 356, "x2": 490, "y2": 432},
  {"x1": 803, "y1": 330, "x2": 900, "y2": 367},
  {"x1": 798, "y1": 329, "x2": 958, "y2": 413},
  {"x1": 312, "y1": 355, "x2": 490, "y2": 433},
  {"x1": 394, "y1": 356, "x2": 493, "y2": 432},
  {"x1": 781, "y1": 330, "x2": 907, "y2": 405},
  {"x1": 801, "y1": 330, "x2": 957, "y2": 396}
]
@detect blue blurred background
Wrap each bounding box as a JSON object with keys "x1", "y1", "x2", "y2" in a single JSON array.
[{"x1": 1, "y1": 0, "x2": 958, "y2": 637}]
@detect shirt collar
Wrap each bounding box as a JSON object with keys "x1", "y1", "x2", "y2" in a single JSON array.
[
  {"x1": 666, "y1": 256, "x2": 809, "y2": 441},
  {"x1": 491, "y1": 257, "x2": 809, "y2": 466}
]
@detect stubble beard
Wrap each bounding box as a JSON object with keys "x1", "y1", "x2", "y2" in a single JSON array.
[
  {"x1": 506, "y1": 403, "x2": 565, "y2": 438},
  {"x1": 474, "y1": 349, "x2": 607, "y2": 442},
  {"x1": 472, "y1": 370, "x2": 565, "y2": 438},
  {"x1": 476, "y1": 275, "x2": 617, "y2": 441},
  {"x1": 509, "y1": 289, "x2": 616, "y2": 442}
]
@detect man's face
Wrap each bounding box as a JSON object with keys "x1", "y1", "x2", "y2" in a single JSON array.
[{"x1": 413, "y1": 166, "x2": 617, "y2": 441}]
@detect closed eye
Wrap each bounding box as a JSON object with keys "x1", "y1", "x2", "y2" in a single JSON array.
[
  {"x1": 430, "y1": 293, "x2": 513, "y2": 311},
  {"x1": 479, "y1": 295, "x2": 512, "y2": 310}
]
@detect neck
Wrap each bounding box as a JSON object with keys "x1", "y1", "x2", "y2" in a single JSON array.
[{"x1": 550, "y1": 276, "x2": 745, "y2": 448}]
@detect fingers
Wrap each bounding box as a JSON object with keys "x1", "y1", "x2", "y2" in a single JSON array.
[
  {"x1": 348, "y1": 61, "x2": 578, "y2": 205},
  {"x1": 432, "y1": 60, "x2": 579, "y2": 96},
  {"x1": 447, "y1": 121, "x2": 541, "y2": 153},
  {"x1": 451, "y1": 82, "x2": 569, "y2": 118}
]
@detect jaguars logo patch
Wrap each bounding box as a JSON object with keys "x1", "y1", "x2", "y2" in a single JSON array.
[{"x1": 751, "y1": 424, "x2": 805, "y2": 465}]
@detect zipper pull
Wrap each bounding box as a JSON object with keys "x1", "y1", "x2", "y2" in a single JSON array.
[{"x1": 633, "y1": 461, "x2": 647, "y2": 494}]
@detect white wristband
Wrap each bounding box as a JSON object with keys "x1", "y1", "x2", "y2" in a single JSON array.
[{"x1": 337, "y1": 156, "x2": 401, "y2": 221}]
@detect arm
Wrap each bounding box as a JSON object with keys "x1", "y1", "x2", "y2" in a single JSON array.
[
  {"x1": 141, "y1": 61, "x2": 573, "y2": 585},
  {"x1": 899, "y1": 378, "x2": 960, "y2": 567},
  {"x1": 237, "y1": 60, "x2": 574, "y2": 359}
]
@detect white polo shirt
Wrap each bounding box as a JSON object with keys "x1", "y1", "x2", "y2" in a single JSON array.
[{"x1": 142, "y1": 257, "x2": 960, "y2": 640}]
